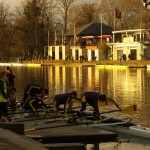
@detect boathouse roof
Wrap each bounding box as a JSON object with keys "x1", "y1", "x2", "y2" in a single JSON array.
[{"x1": 65, "y1": 22, "x2": 112, "y2": 37}]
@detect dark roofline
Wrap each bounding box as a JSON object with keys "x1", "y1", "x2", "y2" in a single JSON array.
[{"x1": 65, "y1": 22, "x2": 112, "y2": 37}]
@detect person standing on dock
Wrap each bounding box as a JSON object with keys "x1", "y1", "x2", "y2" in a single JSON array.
[
  {"x1": 77, "y1": 92, "x2": 106, "y2": 120},
  {"x1": 0, "y1": 71, "x2": 11, "y2": 122},
  {"x1": 6, "y1": 66, "x2": 15, "y2": 89},
  {"x1": 53, "y1": 91, "x2": 81, "y2": 114}
]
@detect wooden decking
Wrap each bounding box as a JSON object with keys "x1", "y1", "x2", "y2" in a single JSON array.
[{"x1": 13, "y1": 115, "x2": 118, "y2": 144}]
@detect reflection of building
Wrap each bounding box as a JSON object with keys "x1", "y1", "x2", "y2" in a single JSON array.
[
  {"x1": 108, "y1": 29, "x2": 150, "y2": 60},
  {"x1": 45, "y1": 22, "x2": 112, "y2": 61},
  {"x1": 47, "y1": 66, "x2": 146, "y2": 106}
]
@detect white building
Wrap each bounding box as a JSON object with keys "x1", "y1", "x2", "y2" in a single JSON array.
[
  {"x1": 45, "y1": 22, "x2": 112, "y2": 61},
  {"x1": 108, "y1": 29, "x2": 150, "y2": 60},
  {"x1": 45, "y1": 23, "x2": 150, "y2": 61}
]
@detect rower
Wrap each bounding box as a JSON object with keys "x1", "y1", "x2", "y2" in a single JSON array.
[
  {"x1": 53, "y1": 91, "x2": 81, "y2": 114},
  {"x1": 77, "y1": 92, "x2": 106, "y2": 120},
  {"x1": 21, "y1": 84, "x2": 48, "y2": 106},
  {"x1": 23, "y1": 92, "x2": 48, "y2": 112}
]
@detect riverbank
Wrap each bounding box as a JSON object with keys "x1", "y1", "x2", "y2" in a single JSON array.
[
  {"x1": 2, "y1": 60, "x2": 150, "y2": 68},
  {"x1": 25, "y1": 59, "x2": 150, "y2": 68},
  {"x1": 42, "y1": 60, "x2": 150, "y2": 68}
]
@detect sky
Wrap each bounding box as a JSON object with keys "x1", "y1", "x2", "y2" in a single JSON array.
[
  {"x1": 1, "y1": 0, "x2": 99, "y2": 9},
  {"x1": 4, "y1": 0, "x2": 26, "y2": 7},
  {"x1": 1, "y1": 0, "x2": 23, "y2": 8}
]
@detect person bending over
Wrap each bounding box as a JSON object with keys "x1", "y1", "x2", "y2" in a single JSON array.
[
  {"x1": 53, "y1": 91, "x2": 80, "y2": 114},
  {"x1": 23, "y1": 93, "x2": 48, "y2": 111},
  {"x1": 21, "y1": 84, "x2": 48, "y2": 106},
  {"x1": 77, "y1": 92, "x2": 106, "y2": 120}
]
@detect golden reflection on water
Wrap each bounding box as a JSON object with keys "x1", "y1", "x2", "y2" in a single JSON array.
[
  {"x1": 3, "y1": 66, "x2": 150, "y2": 128},
  {"x1": 47, "y1": 66, "x2": 150, "y2": 128}
]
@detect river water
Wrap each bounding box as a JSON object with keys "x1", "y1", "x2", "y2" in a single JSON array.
[{"x1": 1, "y1": 65, "x2": 150, "y2": 149}]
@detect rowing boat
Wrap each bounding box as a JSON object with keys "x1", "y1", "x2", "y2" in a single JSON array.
[{"x1": 90, "y1": 121, "x2": 150, "y2": 139}]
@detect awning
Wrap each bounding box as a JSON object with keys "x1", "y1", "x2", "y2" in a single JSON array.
[{"x1": 86, "y1": 46, "x2": 97, "y2": 50}]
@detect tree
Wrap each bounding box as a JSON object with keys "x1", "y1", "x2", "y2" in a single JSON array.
[
  {"x1": 67, "y1": 3, "x2": 99, "y2": 31},
  {"x1": 76, "y1": 3, "x2": 98, "y2": 25},
  {"x1": 0, "y1": 2, "x2": 15, "y2": 61},
  {"x1": 15, "y1": 0, "x2": 58, "y2": 60},
  {"x1": 57, "y1": 0, "x2": 77, "y2": 33},
  {"x1": 100, "y1": 0, "x2": 150, "y2": 30}
]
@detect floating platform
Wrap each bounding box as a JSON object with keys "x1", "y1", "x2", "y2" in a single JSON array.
[{"x1": 16, "y1": 116, "x2": 118, "y2": 143}]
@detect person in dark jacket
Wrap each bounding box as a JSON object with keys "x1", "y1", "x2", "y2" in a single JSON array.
[
  {"x1": 8, "y1": 87, "x2": 17, "y2": 109},
  {"x1": 77, "y1": 92, "x2": 106, "y2": 120},
  {"x1": 23, "y1": 93, "x2": 48, "y2": 111},
  {"x1": 6, "y1": 66, "x2": 15, "y2": 89},
  {"x1": 53, "y1": 91, "x2": 80, "y2": 113},
  {"x1": 21, "y1": 84, "x2": 48, "y2": 105}
]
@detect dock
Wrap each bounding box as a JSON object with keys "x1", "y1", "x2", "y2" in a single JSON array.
[
  {"x1": 0, "y1": 115, "x2": 118, "y2": 150},
  {"x1": 24, "y1": 122, "x2": 117, "y2": 143},
  {"x1": 0, "y1": 115, "x2": 150, "y2": 150},
  {"x1": 22, "y1": 116, "x2": 118, "y2": 143}
]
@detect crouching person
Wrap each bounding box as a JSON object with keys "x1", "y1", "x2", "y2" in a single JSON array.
[{"x1": 23, "y1": 93, "x2": 48, "y2": 112}]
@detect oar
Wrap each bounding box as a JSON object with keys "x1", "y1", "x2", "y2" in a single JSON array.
[
  {"x1": 86, "y1": 104, "x2": 137, "y2": 115},
  {"x1": 106, "y1": 97, "x2": 121, "y2": 110},
  {"x1": 100, "y1": 104, "x2": 137, "y2": 114},
  {"x1": 13, "y1": 110, "x2": 78, "y2": 122},
  {"x1": 32, "y1": 118, "x2": 63, "y2": 126},
  {"x1": 32, "y1": 113, "x2": 78, "y2": 126},
  {"x1": 24, "y1": 112, "x2": 133, "y2": 132},
  {"x1": 9, "y1": 107, "x2": 53, "y2": 115},
  {"x1": 11, "y1": 109, "x2": 54, "y2": 120},
  {"x1": 24, "y1": 117, "x2": 94, "y2": 132},
  {"x1": 13, "y1": 112, "x2": 65, "y2": 122},
  {"x1": 106, "y1": 97, "x2": 137, "y2": 113},
  {"x1": 121, "y1": 104, "x2": 137, "y2": 113},
  {"x1": 31, "y1": 112, "x2": 94, "y2": 126}
]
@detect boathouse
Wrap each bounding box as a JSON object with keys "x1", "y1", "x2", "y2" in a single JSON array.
[
  {"x1": 45, "y1": 22, "x2": 150, "y2": 61},
  {"x1": 45, "y1": 22, "x2": 112, "y2": 61},
  {"x1": 108, "y1": 29, "x2": 150, "y2": 60}
]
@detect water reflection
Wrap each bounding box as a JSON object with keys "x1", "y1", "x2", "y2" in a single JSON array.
[{"x1": 1, "y1": 66, "x2": 150, "y2": 128}]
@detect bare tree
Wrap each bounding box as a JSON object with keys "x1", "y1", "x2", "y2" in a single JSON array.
[
  {"x1": 0, "y1": 2, "x2": 15, "y2": 61},
  {"x1": 100, "y1": 0, "x2": 150, "y2": 30},
  {"x1": 15, "y1": 0, "x2": 58, "y2": 60},
  {"x1": 77, "y1": 3, "x2": 98, "y2": 24},
  {"x1": 57, "y1": 0, "x2": 77, "y2": 33},
  {"x1": 67, "y1": 3, "x2": 99, "y2": 30}
]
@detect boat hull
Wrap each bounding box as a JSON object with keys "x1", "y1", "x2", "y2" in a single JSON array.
[{"x1": 91, "y1": 124, "x2": 150, "y2": 139}]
